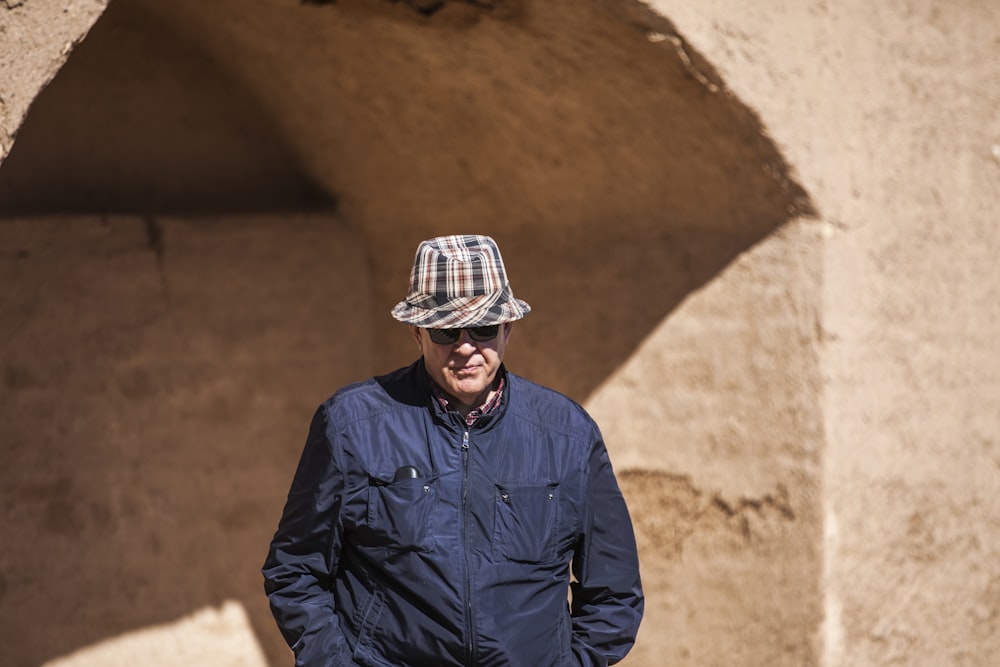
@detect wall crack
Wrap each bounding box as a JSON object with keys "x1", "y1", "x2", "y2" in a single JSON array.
[{"x1": 142, "y1": 215, "x2": 171, "y2": 304}]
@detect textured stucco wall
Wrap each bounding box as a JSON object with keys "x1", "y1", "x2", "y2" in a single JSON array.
[
  {"x1": 592, "y1": 219, "x2": 824, "y2": 665},
  {"x1": 0, "y1": 0, "x2": 107, "y2": 162},
  {"x1": 648, "y1": 1, "x2": 1000, "y2": 664},
  {"x1": 1, "y1": 215, "x2": 370, "y2": 666},
  {"x1": 1, "y1": 1, "x2": 997, "y2": 666}
]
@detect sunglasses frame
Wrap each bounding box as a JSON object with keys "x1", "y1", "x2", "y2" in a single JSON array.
[{"x1": 426, "y1": 325, "x2": 501, "y2": 345}]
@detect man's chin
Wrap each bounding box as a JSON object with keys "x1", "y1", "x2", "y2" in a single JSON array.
[
  {"x1": 449, "y1": 380, "x2": 485, "y2": 396},
  {"x1": 445, "y1": 377, "x2": 490, "y2": 402}
]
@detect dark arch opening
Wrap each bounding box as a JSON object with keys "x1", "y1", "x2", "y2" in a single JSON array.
[
  {"x1": 0, "y1": 1, "x2": 330, "y2": 215},
  {"x1": 0, "y1": 1, "x2": 817, "y2": 665}
]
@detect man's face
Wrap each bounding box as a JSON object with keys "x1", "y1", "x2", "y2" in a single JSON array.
[{"x1": 411, "y1": 323, "x2": 513, "y2": 410}]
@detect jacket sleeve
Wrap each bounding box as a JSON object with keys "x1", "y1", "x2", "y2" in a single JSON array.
[
  {"x1": 262, "y1": 406, "x2": 349, "y2": 667},
  {"x1": 570, "y1": 430, "x2": 644, "y2": 666}
]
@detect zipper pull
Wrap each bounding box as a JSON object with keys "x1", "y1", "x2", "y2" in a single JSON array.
[{"x1": 462, "y1": 431, "x2": 469, "y2": 450}]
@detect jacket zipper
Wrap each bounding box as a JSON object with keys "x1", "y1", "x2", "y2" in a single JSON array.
[{"x1": 461, "y1": 429, "x2": 475, "y2": 665}]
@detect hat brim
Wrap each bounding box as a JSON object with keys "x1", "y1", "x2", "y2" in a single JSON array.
[{"x1": 391, "y1": 289, "x2": 531, "y2": 329}]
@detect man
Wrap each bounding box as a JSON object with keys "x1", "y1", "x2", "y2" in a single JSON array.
[{"x1": 263, "y1": 235, "x2": 643, "y2": 666}]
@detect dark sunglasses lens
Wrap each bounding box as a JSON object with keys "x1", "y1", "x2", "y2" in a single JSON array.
[
  {"x1": 427, "y1": 325, "x2": 500, "y2": 344},
  {"x1": 428, "y1": 328, "x2": 461, "y2": 344},
  {"x1": 469, "y1": 325, "x2": 500, "y2": 341}
]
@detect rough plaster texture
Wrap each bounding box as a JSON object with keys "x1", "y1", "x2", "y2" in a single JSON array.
[
  {"x1": 0, "y1": 0, "x2": 107, "y2": 159},
  {"x1": 1, "y1": 1, "x2": 997, "y2": 667},
  {"x1": 42, "y1": 601, "x2": 269, "y2": 667},
  {"x1": 647, "y1": 1, "x2": 1000, "y2": 664},
  {"x1": 591, "y1": 221, "x2": 823, "y2": 665},
  {"x1": 1, "y1": 216, "x2": 371, "y2": 666}
]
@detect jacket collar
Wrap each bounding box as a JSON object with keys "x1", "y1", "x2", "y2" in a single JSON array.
[{"x1": 414, "y1": 358, "x2": 509, "y2": 431}]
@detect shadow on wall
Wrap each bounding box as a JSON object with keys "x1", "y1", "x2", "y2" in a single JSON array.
[
  {"x1": 0, "y1": 1, "x2": 814, "y2": 666},
  {"x1": 0, "y1": 0, "x2": 328, "y2": 214}
]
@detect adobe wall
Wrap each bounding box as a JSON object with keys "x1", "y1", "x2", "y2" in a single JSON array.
[
  {"x1": 648, "y1": 1, "x2": 1000, "y2": 664},
  {"x1": 1, "y1": 1, "x2": 996, "y2": 667},
  {"x1": 0, "y1": 216, "x2": 371, "y2": 666},
  {"x1": 0, "y1": 0, "x2": 107, "y2": 162}
]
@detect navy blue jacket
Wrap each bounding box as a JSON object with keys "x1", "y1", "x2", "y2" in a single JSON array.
[{"x1": 263, "y1": 360, "x2": 643, "y2": 666}]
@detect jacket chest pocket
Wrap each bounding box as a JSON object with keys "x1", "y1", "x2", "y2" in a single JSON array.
[
  {"x1": 366, "y1": 474, "x2": 438, "y2": 552},
  {"x1": 491, "y1": 482, "x2": 559, "y2": 563}
]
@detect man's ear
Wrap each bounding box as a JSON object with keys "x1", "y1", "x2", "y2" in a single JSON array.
[
  {"x1": 409, "y1": 325, "x2": 423, "y2": 352},
  {"x1": 503, "y1": 322, "x2": 514, "y2": 344}
]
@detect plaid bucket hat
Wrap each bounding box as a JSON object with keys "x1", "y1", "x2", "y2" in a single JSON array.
[{"x1": 391, "y1": 235, "x2": 531, "y2": 328}]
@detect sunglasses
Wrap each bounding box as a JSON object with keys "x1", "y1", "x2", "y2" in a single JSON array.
[{"x1": 426, "y1": 325, "x2": 501, "y2": 345}]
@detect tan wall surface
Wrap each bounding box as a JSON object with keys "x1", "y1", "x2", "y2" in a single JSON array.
[
  {"x1": 590, "y1": 221, "x2": 824, "y2": 665},
  {"x1": 0, "y1": 0, "x2": 106, "y2": 162},
  {"x1": 1, "y1": 216, "x2": 371, "y2": 665},
  {"x1": 1, "y1": 1, "x2": 997, "y2": 666},
  {"x1": 648, "y1": 1, "x2": 1000, "y2": 664}
]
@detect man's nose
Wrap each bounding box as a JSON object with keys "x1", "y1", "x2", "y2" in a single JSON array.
[{"x1": 454, "y1": 329, "x2": 478, "y2": 347}]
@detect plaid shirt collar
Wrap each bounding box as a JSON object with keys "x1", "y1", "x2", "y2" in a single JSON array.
[{"x1": 430, "y1": 374, "x2": 505, "y2": 427}]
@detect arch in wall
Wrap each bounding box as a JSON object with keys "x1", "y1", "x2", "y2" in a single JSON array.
[{"x1": 0, "y1": 1, "x2": 819, "y2": 665}]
